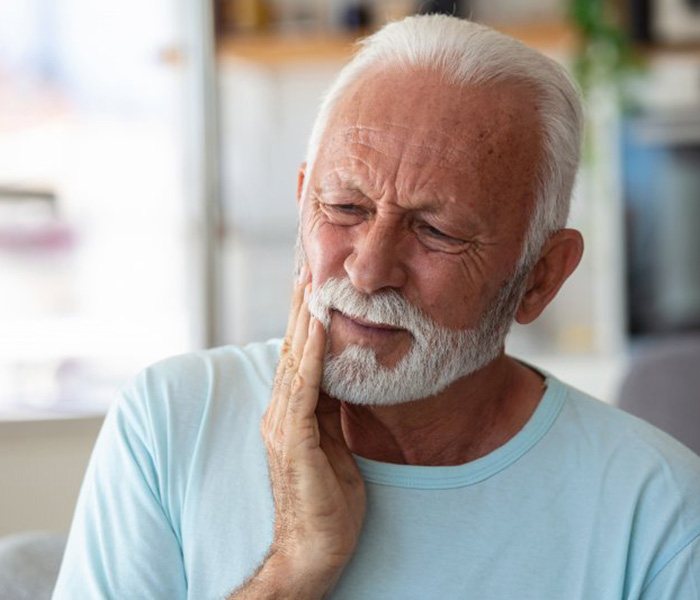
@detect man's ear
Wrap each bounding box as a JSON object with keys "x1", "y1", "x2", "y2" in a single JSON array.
[
  {"x1": 296, "y1": 162, "x2": 307, "y2": 204},
  {"x1": 515, "y1": 229, "x2": 584, "y2": 325}
]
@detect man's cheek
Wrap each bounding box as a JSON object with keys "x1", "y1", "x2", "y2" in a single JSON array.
[{"x1": 305, "y1": 226, "x2": 349, "y2": 287}]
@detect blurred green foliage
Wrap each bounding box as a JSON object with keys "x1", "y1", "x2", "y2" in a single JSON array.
[{"x1": 569, "y1": 0, "x2": 642, "y2": 96}]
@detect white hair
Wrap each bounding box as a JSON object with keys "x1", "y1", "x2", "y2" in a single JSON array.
[
  {"x1": 308, "y1": 269, "x2": 528, "y2": 405},
  {"x1": 302, "y1": 14, "x2": 584, "y2": 270}
]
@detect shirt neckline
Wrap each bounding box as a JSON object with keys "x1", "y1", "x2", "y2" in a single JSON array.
[{"x1": 352, "y1": 373, "x2": 567, "y2": 490}]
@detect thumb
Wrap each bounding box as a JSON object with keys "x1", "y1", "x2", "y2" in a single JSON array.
[
  {"x1": 317, "y1": 394, "x2": 362, "y2": 488},
  {"x1": 316, "y1": 392, "x2": 346, "y2": 446}
]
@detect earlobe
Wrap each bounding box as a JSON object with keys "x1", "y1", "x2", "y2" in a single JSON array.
[
  {"x1": 296, "y1": 162, "x2": 307, "y2": 204},
  {"x1": 515, "y1": 229, "x2": 584, "y2": 325}
]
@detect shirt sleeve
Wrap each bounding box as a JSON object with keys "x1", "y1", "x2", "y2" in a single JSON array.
[
  {"x1": 638, "y1": 534, "x2": 700, "y2": 600},
  {"x1": 52, "y1": 382, "x2": 187, "y2": 599}
]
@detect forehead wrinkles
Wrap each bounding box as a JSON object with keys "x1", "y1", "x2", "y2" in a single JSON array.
[{"x1": 329, "y1": 124, "x2": 475, "y2": 169}]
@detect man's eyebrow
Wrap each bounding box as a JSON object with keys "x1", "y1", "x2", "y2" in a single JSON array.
[
  {"x1": 314, "y1": 182, "x2": 484, "y2": 229},
  {"x1": 315, "y1": 177, "x2": 369, "y2": 196}
]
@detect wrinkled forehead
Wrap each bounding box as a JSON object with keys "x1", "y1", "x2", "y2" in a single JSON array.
[
  {"x1": 323, "y1": 122, "x2": 480, "y2": 172},
  {"x1": 323, "y1": 67, "x2": 539, "y2": 160},
  {"x1": 314, "y1": 67, "x2": 543, "y2": 206}
]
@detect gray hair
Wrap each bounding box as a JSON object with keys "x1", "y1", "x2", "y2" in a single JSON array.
[{"x1": 302, "y1": 14, "x2": 584, "y2": 270}]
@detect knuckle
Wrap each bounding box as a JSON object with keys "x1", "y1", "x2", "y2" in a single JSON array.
[
  {"x1": 280, "y1": 337, "x2": 292, "y2": 355},
  {"x1": 261, "y1": 427, "x2": 279, "y2": 451},
  {"x1": 285, "y1": 355, "x2": 297, "y2": 371},
  {"x1": 291, "y1": 373, "x2": 305, "y2": 394}
]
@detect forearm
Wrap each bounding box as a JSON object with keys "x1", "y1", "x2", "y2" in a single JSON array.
[{"x1": 227, "y1": 550, "x2": 340, "y2": 600}]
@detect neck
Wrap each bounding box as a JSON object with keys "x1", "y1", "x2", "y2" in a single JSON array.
[{"x1": 339, "y1": 354, "x2": 545, "y2": 466}]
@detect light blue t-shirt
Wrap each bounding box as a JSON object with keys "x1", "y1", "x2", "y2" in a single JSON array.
[{"x1": 54, "y1": 340, "x2": 700, "y2": 599}]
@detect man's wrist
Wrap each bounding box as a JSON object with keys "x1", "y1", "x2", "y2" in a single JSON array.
[
  {"x1": 228, "y1": 549, "x2": 342, "y2": 599},
  {"x1": 264, "y1": 549, "x2": 342, "y2": 598}
]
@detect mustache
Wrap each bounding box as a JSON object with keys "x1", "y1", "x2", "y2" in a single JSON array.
[{"x1": 307, "y1": 277, "x2": 443, "y2": 342}]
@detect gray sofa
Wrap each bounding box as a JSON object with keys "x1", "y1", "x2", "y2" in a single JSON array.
[
  {"x1": 0, "y1": 531, "x2": 66, "y2": 599},
  {"x1": 617, "y1": 333, "x2": 700, "y2": 455}
]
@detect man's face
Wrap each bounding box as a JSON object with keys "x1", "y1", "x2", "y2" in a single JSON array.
[{"x1": 299, "y1": 67, "x2": 542, "y2": 402}]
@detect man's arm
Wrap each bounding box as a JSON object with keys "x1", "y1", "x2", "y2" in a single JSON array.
[
  {"x1": 53, "y1": 381, "x2": 187, "y2": 598},
  {"x1": 228, "y1": 275, "x2": 366, "y2": 599},
  {"x1": 227, "y1": 550, "x2": 343, "y2": 599}
]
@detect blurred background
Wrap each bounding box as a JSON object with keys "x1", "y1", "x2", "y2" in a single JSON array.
[{"x1": 1, "y1": 0, "x2": 699, "y2": 551}]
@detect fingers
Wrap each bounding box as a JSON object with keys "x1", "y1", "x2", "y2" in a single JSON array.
[
  {"x1": 281, "y1": 266, "x2": 309, "y2": 356},
  {"x1": 265, "y1": 267, "x2": 310, "y2": 429},
  {"x1": 290, "y1": 286, "x2": 312, "y2": 360},
  {"x1": 273, "y1": 282, "x2": 304, "y2": 401},
  {"x1": 287, "y1": 316, "x2": 326, "y2": 421},
  {"x1": 316, "y1": 393, "x2": 345, "y2": 443},
  {"x1": 274, "y1": 286, "x2": 312, "y2": 425}
]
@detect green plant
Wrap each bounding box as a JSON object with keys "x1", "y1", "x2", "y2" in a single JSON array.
[{"x1": 569, "y1": 0, "x2": 639, "y2": 93}]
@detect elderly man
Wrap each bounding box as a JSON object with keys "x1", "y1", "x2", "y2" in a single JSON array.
[{"x1": 54, "y1": 15, "x2": 700, "y2": 600}]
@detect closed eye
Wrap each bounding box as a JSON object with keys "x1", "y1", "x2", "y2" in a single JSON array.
[
  {"x1": 423, "y1": 225, "x2": 449, "y2": 238},
  {"x1": 319, "y1": 201, "x2": 371, "y2": 225},
  {"x1": 332, "y1": 204, "x2": 364, "y2": 214},
  {"x1": 418, "y1": 223, "x2": 462, "y2": 243},
  {"x1": 413, "y1": 220, "x2": 475, "y2": 253}
]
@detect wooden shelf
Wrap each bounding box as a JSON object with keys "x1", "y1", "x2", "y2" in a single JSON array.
[
  {"x1": 217, "y1": 22, "x2": 578, "y2": 66},
  {"x1": 218, "y1": 32, "x2": 359, "y2": 65}
]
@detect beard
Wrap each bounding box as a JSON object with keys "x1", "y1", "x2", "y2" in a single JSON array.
[{"x1": 304, "y1": 266, "x2": 530, "y2": 407}]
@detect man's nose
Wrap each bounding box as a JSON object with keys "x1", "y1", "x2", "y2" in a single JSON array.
[{"x1": 343, "y1": 223, "x2": 408, "y2": 295}]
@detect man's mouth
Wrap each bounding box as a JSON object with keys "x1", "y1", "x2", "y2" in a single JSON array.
[
  {"x1": 333, "y1": 309, "x2": 405, "y2": 331},
  {"x1": 331, "y1": 309, "x2": 405, "y2": 335}
]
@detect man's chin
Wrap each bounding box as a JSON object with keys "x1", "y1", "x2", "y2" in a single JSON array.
[
  {"x1": 319, "y1": 384, "x2": 408, "y2": 407},
  {"x1": 327, "y1": 332, "x2": 412, "y2": 373},
  {"x1": 320, "y1": 346, "x2": 432, "y2": 406}
]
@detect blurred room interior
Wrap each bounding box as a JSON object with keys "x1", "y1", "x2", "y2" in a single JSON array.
[{"x1": 0, "y1": 0, "x2": 699, "y2": 587}]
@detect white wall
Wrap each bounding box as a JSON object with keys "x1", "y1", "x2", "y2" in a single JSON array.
[{"x1": 0, "y1": 416, "x2": 102, "y2": 536}]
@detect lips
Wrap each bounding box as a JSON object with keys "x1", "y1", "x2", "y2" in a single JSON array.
[{"x1": 332, "y1": 309, "x2": 403, "y2": 332}]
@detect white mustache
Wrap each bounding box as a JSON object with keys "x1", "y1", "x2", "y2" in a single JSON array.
[{"x1": 307, "y1": 278, "x2": 442, "y2": 343}]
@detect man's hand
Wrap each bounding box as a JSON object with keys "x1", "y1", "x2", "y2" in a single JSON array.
[{"x1": 229, "y1": 275, "x2": 366, "y2": 599}]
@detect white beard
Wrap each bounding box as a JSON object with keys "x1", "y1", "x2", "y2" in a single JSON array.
[{"x1": 306, "y1": 272, "x2": 529, "y2": 406}]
